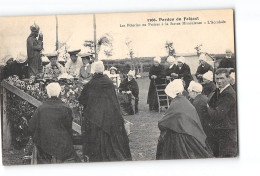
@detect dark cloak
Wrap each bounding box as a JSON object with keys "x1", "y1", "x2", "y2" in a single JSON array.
[
  {"x1": 29, "y1": 97, "x2": 79, "y2": 162},
  {"x1": 147, "y1": 64, "x2": 165, "y2": 111},
  {"x1": 156, "y1": 95, "x2": 212, "y2": 159},
  {"x1": 173, "y1": 63, "x2": 193, "y2": 90},
  {"x1": 27, "y1": 34, "x2": 43, "y2": 76},
  {"x1": 78, "y1": 73, "x2": 132, "y2": 162},
  {"x1": 195, "y1": 62, "x2": 213, "y2": 82}
]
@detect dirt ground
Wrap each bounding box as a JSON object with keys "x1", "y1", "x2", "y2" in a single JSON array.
[{"x1": 2, "y1": 76, "x2": 162, "y2": 165}]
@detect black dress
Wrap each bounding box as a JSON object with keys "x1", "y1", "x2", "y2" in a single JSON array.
[
  {"x1": 78, "y1": 73, "x2": 132, "y2": 162},
  {"x1": 147, "y1": 65, "x2": 165, "y2": 111},
  {"x1": 156, "y1": 95, "x2": 213, "y2": 159},
  {"x1": 118, "y1": 78, "x2": 139, "y2": 114}
]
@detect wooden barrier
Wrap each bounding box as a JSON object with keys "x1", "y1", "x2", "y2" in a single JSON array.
[{"x1": 1, "y1": 80, "x2": 81, "y2": 149}]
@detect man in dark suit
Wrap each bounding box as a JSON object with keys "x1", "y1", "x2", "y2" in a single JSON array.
[{"x1": 207, "y1": 68, "x2": 237, "y2": 157}]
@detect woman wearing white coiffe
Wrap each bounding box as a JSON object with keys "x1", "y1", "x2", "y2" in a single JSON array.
[{"x1": 156, "y1": 79, "x2": 213, "y2": 159}]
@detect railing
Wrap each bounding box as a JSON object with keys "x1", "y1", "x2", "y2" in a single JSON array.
[{"x1": 1, "y1": 80, "x2": 81, "y2": 149}]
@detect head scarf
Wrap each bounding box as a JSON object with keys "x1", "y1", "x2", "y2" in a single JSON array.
[
  {"x1": 188, "y1": 81, "x2": 202, "y2": 93},
  {"x1": 177, "y1": 56, "x2": 185, "y2": 64},
  {"x1": 203, "y1": 71, "x2": 213, "y2": 81},
  {"x1": 199, "y1": 54, "x2": 207, "y2": 62},
  {"x1": 165, "y1": 79, "x2": 184, "y2": 99},
  {"x1": 154, "y1": 56, "x2": 161, "y2": 63},
  {"x1": 46, "y1": 82, "x2": 61, "y2": 98},
  {"x1": 93, "y1": 61, "x2": 105, "y2": 73}
]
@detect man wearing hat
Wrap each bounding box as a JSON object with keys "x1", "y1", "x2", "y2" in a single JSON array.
[
  {"x1": 78, "y1": 61, "x2": 132, "y2": 162},
  {"x1": 27, "y1": 23, "x2": 43, "y2": 77},
  {"x1": 171, "y1": 56, "x2": 193, "y2": 90},
  {"x1": 156, "y1": 79, "x2": 212, "y2": 159},
  {"x1": 218, "y1": 49, "x2": 235, "y2": 69},
  {"x1": 78, "y1": 53, "x2": 93, "y2": 81},
  {"x1": 65, "y1": 49, "x2": 83, "y2": 77},
  {"x1": 195, "y1": 54, "x2": 213, "y2": 83},
  {"x1": 43, "y1": 52, "x2": 65, "y2": 80},
  {"x1": 118, "y1": 70, "x2": 139, "y2": 115}
]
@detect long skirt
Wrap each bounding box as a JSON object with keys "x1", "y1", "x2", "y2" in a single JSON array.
[
  {"x1": 82, "y1": 119, "x2": 132, "y2": 162},
  {"x1": 156, "y1": 130, "x2": 213, "y2": 159},
  {"x1": 36, "y1": 147, "x2": 81, "y2": 164}
]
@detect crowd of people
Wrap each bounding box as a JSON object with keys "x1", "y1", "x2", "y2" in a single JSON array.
[{"x1": 2, "y1": 23, "x2": 237, "y2": 163}]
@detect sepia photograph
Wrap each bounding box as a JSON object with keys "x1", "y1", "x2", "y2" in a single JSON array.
[{"x1": 0, "y1": 9, "x2": 238, "y2": 165}]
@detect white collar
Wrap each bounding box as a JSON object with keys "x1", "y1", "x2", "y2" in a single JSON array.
[
  {"x1": 226, "y1": 56, "x2": 232, "y2": 59},
  {"x1": 169, "y1": 64, "x2": 175, "y2": 69},
  {"x1": 220, "y1": 84, "x2": 230, "y2": 93}
]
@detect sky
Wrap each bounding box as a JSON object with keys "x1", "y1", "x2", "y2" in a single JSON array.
[{"x1": 0, "y1": 9, "x2": 234, "y2": 64}]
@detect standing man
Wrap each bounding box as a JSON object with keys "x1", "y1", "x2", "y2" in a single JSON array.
[
  {"x1": 78, "y1": 61, "x2": 132, "y2": 162},
  {"x1": 207, "y1": 68, "x2": 237, "y2": 157},
  {"x1": 27, "y1": 23, "x2": 43, "y2": 77},
  {"x1": 218, "y1": 49, "x2": 235, "y2": 69}
]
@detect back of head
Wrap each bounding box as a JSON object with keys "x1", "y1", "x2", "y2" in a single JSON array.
[
  {"x1": 93, "y1": 61, "x2": 105, "y2": 73},
  {"x1": 165, "y1": 79, "x2": 184, "y2": 99},
  {"x1": 46, "y1": 82, "x2": 61, "y2": 98}
]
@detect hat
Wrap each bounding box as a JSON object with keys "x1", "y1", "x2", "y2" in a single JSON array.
[
  {"x1": 79, "y1": 52, "x2": 92, "y2": 59},
  {"x1": 15, "y1": 53, "x2": 27, "y2": 64},
  {"x1": 127, "y1": 70, "x2": 135, "y2": 77},
  {"x1": 199, "y1": 54, "x2": 207, "y2": 62},
  {"x1": 188, "y1": 81, "x2": 202, "y2": 93},
  {"x1": 46, "y1": 52, "x2": 58, "y2": 60},
  {"x1": 167, "y1": 56, "x2": 175, "y2": 63},
  {"x1": 93, "y1": 61, "x2": 105, "y2": 73},
  {"x1": 41, "y1": 56, "x2": 50, "y2": 63},
  {"x1": 177, "y1": 56, "x2": 185, "y2": 63},
  {"x1": 154, "y1": 56, "x2": 161, "y2": 63},
  {"x1": 230, "y1": 72, "x2": 235, "y2": 80},
  {"x1": 46, "y1": 82, "x2": 61, "y2": 98},
  {"x1": 30, "y1": 23, "x2": 40, "y2": 32},
  {"x1": 165, "y1": 79, "x2": 184, "y2": 99},
  {"x1": 68, "y1": 49, "x2": 81, "y2": 56},
  {"x1": 109, "y1": 66, "x2": 117, "y2": 71},
  {"x1": 203, "y1": 71, "x2": 213, "y2": 81}
]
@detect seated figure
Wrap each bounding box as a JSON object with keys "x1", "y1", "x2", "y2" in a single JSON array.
[{"x1": 118, "y1": 70, "x2": 139, "y2": 115}]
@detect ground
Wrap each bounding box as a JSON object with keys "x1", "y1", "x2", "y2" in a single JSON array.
[{"x1": 2, "y1": 77, "x2": 162, "y2": 165}]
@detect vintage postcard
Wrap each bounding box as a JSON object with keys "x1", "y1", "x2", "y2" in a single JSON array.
[{"x1": 0, "y1": 9, "x2": 237, "y2": 165}]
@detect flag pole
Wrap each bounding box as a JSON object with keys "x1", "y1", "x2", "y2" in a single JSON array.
[
  {"x1": 93, "y1": 14, "x2": 97, "y2": 61},
  {"x1": 55, "y1": 15, "x2": 59, "y2": 51}
]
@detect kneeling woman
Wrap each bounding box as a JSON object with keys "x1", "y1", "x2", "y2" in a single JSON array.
[
  {"x1": 156, "y1": 79, "x2": 213, "y2": 159},
  {"x1": 118, "y1": 70, "x2": 139, "y2": 115},
  {"x1": 29, "y1": 82, "x2": 80, "y2": 164}
]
